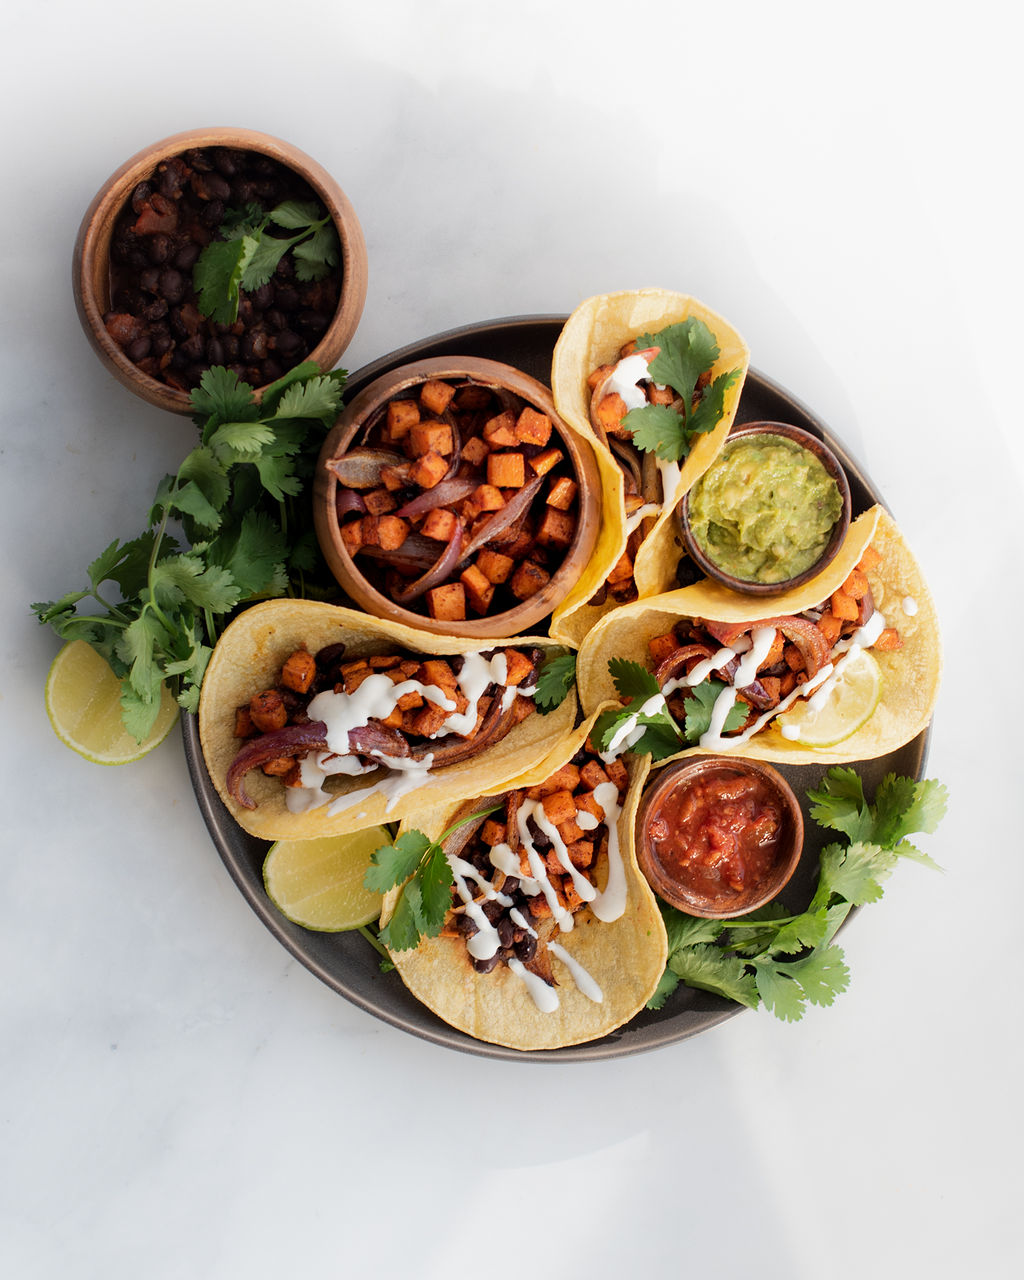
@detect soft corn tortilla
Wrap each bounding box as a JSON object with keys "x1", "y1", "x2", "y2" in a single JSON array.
[
  {"x1": 576, "y1": 507, "x2": 941, "y2": 767},
  {"x1": 550, "y1": 288, "x2": 750, "y2": 647},
  {"x1": 198, "y1": 599, "x2": 577, "y2": 841},
  {"x1": 383, "y1": 711, "x2": 668, "y2": 1051}
]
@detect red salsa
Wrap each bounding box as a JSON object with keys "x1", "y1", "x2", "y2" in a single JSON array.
[{"x1": 644, "y1": 765, "x2": 785, "y2": 911}]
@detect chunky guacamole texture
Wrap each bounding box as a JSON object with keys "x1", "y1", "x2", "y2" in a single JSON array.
[{"x1": 687, "y1": 434, "x2": 843, "y2": 583}]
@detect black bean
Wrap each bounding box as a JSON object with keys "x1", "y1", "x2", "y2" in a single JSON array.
[
  {"x1": 150, "y1": 330, "x2": 173, "y2": 357},
  {"x1": 131, "y1": 182, "x2": 152, "y2": 213},
  {"x1": 260, "y1": 358, "x2": 283, "y2": 383},
  {"x1": 139, "y1": 268, "x2": 160, "y2": 294},
  {"x1": 200, "y1": 200, "x2": 225, "y2": 228},
  {"x1": 173, "y1": 242, "x2": 200, "y2": 271},
  {"x1": 180, "y1": 333, "x2": 205, "y2": 361},
  {"x1": 296, "y1": 309, "x2": 328, "y2": 336},
  {"x1": 241, "y1": 330, "x2": 268, "y2": 361},
  {"x1": 158, "y1": 269, "x2": 185, "y2": 305},
  {"x1": 274, "y1": 329, "x2": 301, "y2": 357},
  {"x1": 274, "y1": 284, "x2": 299, "y2": 312},
  {"x1": 472, "y1": 954, "x2": 500, "y2": 975},
  {"x1": 263, "y1": 308, "x2": 285, "y2": 333},
  {"x1": 206, "y1": 337, "x2": 225, "y2": 365},
  {"x1": 497, "y1": 917, "x2": 514, "y2": 949},
  {"x1": 142, "y1": 298, "x2": 168, "y2": 323},
  {"x1": 147, "y1": 234, "x2": 172, "y2": 265},
  {"x1": 251, "y1": 282, "x2": 275, "y2": 310},
  {"x1": 515, "y1": 934, "x2": 537, "y2": 962},
  {"x1": 184, "y1": 147, "x2": 213, "y2": 172},
  {"x1": 126, "y1": 336, "x2": 151, "y2": 362}
]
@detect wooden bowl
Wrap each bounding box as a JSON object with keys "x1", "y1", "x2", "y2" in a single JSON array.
[
  {"x1": 313, "y1": 355, "x2": 602, "y2": 639},
  {"x1": 72, "y1": 127, "x2": 368, "y2": 415},
  {"x1": 636, "y1": 756, "x2": 803, "y2": 919},
  {"x1": 679, "y1": 421, "x2": 851, "y2": 596}
]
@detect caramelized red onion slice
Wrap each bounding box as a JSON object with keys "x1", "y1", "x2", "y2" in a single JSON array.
[
  {"x1": 327, "y1": 447, "x2": 407, "y2": 489},
  {"x1": 703, "y1": 615, "x2": 832, "y2": 679},
  {"x1": 335, "y1": 489, "x2": 367, "y2": 519},
  {"x1": 392, "y1": 523, "x2": 465, "y2": 605},
  {"x1": 393, "y1": 476, "x2": 478, "y2": 518},
  {"x1": 459, "y1": 474, "x2": 544, "y2": 561},
  {"x1": 227, "y1": 720, "x2": 328, "y2": 809},
  {"x1": 654, "y1": 643, "x2": 718, "y2": 686},
  {"x1": 408, "y1": 687, "x2": 523, "y2": 767}
]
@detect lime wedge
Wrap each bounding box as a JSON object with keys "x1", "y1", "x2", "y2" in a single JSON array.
[
  {"x1": 263, "y1": 828, "x2": 389, "y2": 931},
  {"x1": 45, "y1": 640, "x2": 179, "y2": 765},
  {"x1": 776, "y1": 648, "x2": 881, "y2": 747}
]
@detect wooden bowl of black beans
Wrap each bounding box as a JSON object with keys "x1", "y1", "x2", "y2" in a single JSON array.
[{"x1": 73, "y1": 127, "x2": 368, "y2": 414}]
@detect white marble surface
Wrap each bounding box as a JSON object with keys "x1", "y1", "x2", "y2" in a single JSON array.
[{"x1": 2, "y1": 2, "x2": 1021, "y2": 1276}]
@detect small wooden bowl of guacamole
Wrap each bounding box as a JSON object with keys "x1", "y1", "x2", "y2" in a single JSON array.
[{"x1": 680, "y1": 422, "x2": 851, "y2": 596}]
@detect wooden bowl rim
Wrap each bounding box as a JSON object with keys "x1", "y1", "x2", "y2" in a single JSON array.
[
  {"x1": 313, "y1": 354, "x2": 602, "y2": 639},
  {"x1": 679, "y1": 419, "x2": 852, "y2": 597},
  {"x1": 72, "y1": 126, "x2": 368, "y2": 415},
  {"x1": 636, "y1": 755, "x2": 805, "y2": 919}
]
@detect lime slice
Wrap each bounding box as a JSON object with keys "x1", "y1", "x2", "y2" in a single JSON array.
[
  {"x1": 263, "y1": 827, "x2": 389, "y2": 931},
  {"x1": 776, "y1": 648, "x2": 881, "y2": 747},
  {"x1": 45, "y1": 640, "x2": 179, "y2": 765}
]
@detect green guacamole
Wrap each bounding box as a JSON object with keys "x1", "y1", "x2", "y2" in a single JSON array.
[{"x1": 687, "y1": 434, "x2": 843, "y2": 583}]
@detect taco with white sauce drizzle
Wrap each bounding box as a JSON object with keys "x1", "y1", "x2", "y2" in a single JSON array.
[
  {"x1": 382, "y1": 709, "x2": 667, "y2": 1050},
  {"x1": 576, "y1": 507, "x2": 941, "y2": 767},
  {"x1": 198, "y1": 600, "x2": 576, "y2": 841},
  {"x1": 550, "y1": 288, "x2": 750, "y2": 646}
]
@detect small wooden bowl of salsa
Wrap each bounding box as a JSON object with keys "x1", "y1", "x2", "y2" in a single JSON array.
[{"x1": 636, "y1": 757, "x2": 803, "y2": 918}]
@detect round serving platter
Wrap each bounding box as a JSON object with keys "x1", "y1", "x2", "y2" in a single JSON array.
[{"x1": 181, "y1": 315, "x2": 929, "y2": 1062}]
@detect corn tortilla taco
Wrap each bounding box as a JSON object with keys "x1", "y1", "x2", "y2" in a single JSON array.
[
  {"x1": 576, "y1": 507, "x2": 940, "y2": 767},
  {"x1": 198, "y1": 599, "x2": 577, "y2": 841},
  {"x1": 382, "y1": 711, "x2": 668, "y2": 1050},
  {"x1": 550, "y1": 288, "x2": 750, "y2": 646}
]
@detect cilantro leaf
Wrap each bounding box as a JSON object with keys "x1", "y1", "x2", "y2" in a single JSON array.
[
  {"x1": 533, "y1": 650, "x2": 577, "y2": 714},
  {"x1": 193, "y1": 236, "x2": 257, "y2": 325},
  {"x1": 364, "y1": 830, "x2": 432, "y2": 893},
  {"x1": 621, "y1": 403, "x2": 690, "y2": 462},
  {"x1": 608, "y1": 657, "x2": 661, "y2": 703},
  {"x1": 688, "y1": 369, "x2": 742, "y2": 438},
  {"x1": 679, "y1": 678, "x2": 747, "y2": 744},
  {"x1": 637, "y1": 319, "x2": 721, "y2": 406},
  {"x1": 191, "y1": 367, "x2": 259, "y2": 428}
]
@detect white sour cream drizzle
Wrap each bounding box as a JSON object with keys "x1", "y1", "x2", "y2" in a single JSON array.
[
  {"x1": 284, "y1": 651, "x2": 527, "y2": 816},
  {"x1": 604, "y1": 351, "x2": 681, "y2": 525},
  {"x1": 902, "y1": 596, "x2": 918, "y2": 617},
  {"x1": 451, "y1": 780, "x2": 626, "y2": 1011}
]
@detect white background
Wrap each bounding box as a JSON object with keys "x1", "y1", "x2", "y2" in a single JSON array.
[{"x1": 2, "y1": 2, "x2": 1021, "y2": 1277}]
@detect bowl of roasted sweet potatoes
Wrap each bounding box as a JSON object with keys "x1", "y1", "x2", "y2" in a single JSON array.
[{"x1": 313, "y1": 356, "x2": 602, "y2": 638}]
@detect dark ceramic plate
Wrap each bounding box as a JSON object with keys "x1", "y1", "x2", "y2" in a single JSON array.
[{"x1": 182, "y1": 315, "x2": 928, "y2": 1062}]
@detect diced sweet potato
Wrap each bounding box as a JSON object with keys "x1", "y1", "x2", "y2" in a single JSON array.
[
  {"x1": 587, "y1": 362, "x2": 615, "y2": 390},
  {"x1": 817, "y1": 612, "x2": 843, "y2": 646},
  {"x1": 541, "y1": 788, "x2": 577, "y2": 826},
  {"x1": 363, "y1": 487, "x2": 397, "y2": 516},
  {"x1": 417, "y1": 659, "x2": 457, "y2": 692},
  {"x1": 280, "y1": 649, "x2": 316, "y2": 694},
  {"x1": 461, "y1": 564, "x2": 495, "y2": 614},
  {"x1": 338, "y1": 659, "x2": 372, "y2": 691},
  {"x1": 377, "y1": 516, "x2": 409, "y2": 551},
  {"x1": 233, "y1": 706, "x2": 255, "y2": 738},
  {"x1": 567, "y1": 840, "x2": 595, "y2": 869},
  {"x1": 340, "y1": 518, "x2": 363, "y2": 556},
  {"x1": 841, "y1": 567, "x2": 871, "y2": 600},
  {"x1": 648, "y1": 632, "x2": 680, "y2": 665},
  {"x1": 514, "y1": 406, "x2": 552, "y2": 447},
  {"x1": 528, "y1": 447, "x2": 563, "y2": 477},
  {"x1": 595, "y1": 392, "x2": 627, "y2": 435},
  {"x1": 579, "y1": 760, "x2": 611, "y2": 791},
  {"x1": 487, "y1": 452, "x2": 525, "y2": 489},
  {"x1": 483, "y1": 411, "x2": 518, "y2": 449},
  {"x1": 262, "y1": 755, "x2": 297, "y2": 777},
  {"x1": 556, "y1": 818, "x2": 585, "y2": 845},
  {"x1": 830, "y1": 588, "x2": 860, "y2": 622},
  {"x1": 410, "y1": 420, "x2": 454, "y2": 458},
  {"x1": 603, "y1": 757, "x2": 630, "y2": 794},
  {"x1": 249, "y1": 690, "x2": 288, "y2": 733},
  {"x1": 420, "y1": 508, "x2": 459, "y2": 543},
  {"x1": 461, "y1": 435, "x2": 490, "y2": 466},
  {"x1": 476, "y1": 548, "x2": 515, "y2": 584},
  {"x1": 647, "y1": 384, "x2": 675, "y2": 406},
  {"x1": 408, "y1": 450, "x2": 450, "y2": 490},
  {"x1": 510, "y1": 694, "x2": 535, "y2": 724},
  {"x1": 426, "y1": 582, "x2": 466, "y2": 622},
  {"x1": 480, "y1": 819, "x2": 507, "y2": 847},
  {"x1": 574, "y1": 790, "x2": 604, "y2": 825},
  {"x1": 470, "y1": 483, "x2": 506, "y2": 512},
  {"x1": 419, "y1": 379, "x2": 456, "y2": 415},
  {"x1": 369, "y1": 654, "x2": 403, "y2": 670},
  {"x1": 385, "y1": 398, "x2": 420, "y2": 440},
  {"x1": 546, "y1": 476, "x2": 578, "y2": 510},
  {"x1": 874, "y1": 627, "x2": 903, "y2": 651},
  {"x1": 857, "y1": 544, "x2": 882, "y2": 573},
  {"x1": 453, "y1": 384, "x2": 494, "y2": 410},
  {"x1": 536, "y1": 507, "x2": 576, "y2": 550},
  {"x1": 380, "y1": 463, "x2": 412, "y2": 491},
  {"x1": 409, "y1": 703, "x2": 451, "y2": 737},
  {"x1": 509, "y1": 560, "x2": 550, "y2": 601},
  {"x1": 606, "y1": 549, "x2": 634, "y2": 585},
  {"x1": 502, "y1": 648, "x2": 536, "y2": 687}
]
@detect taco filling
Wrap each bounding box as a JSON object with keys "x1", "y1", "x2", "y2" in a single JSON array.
[
  {"x1": 438, "y1": 744, "x2": 633, "y2": 1011},
  {"x1": 227, "y1": 642, "x2": 541, "y2": 816}
]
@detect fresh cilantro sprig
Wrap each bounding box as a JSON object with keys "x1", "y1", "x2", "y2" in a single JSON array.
[
  {"x1": 622, "y1": 318, "x2": 742, "y2": 464},
  {"x1": 194, "y1": 199, "x2": 341, "y2": 325},
  {"x1": 365, "y1": 805, "x2": 502, "y2": 953},
  {"x1": 32, "y1": 362, "x2": 346, "y2": 742},
  {"x1": 590, "y1": 658, "x2": 746, "y2": 760},
  {"x1": 648, "y1": 768, "x2": 948, "y2": 1022},
  {"x1": 533, "y1": 649, "x2": 577, "y2": 714}
]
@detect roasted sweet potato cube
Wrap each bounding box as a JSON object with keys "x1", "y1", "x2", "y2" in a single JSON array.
[
  {"x1": 546, "y1": 763, "x2": 582, "y2": 795},
  {"x1": 817, "y1": 612, "x2": 843, "y2": 646},
  {"x1": 487, "y1": 451, "x2": 525, "y2": 489},
  {"x1": 842, "y1": 567, "x2": 871, "y2": 600},
  {"x1": 249, "y1": 689, "x2": 288, "y2": 732},
  {"x1": 480, "y1": 819, "x2": 507, "y2": 847},
  {"x1": 380, "y1": 705, "x2": 405, "y2": 729},
  {"x1": 408, "y1": 450, "x2": 450, "y2": 490},
  {"x1": 587, "y1": 362, "x2": 616, "y2": 390},
  {"x1": 647, "y1": 383, "x2": 675, "y2": 405},
  {"x1": 385, "y1": 398, "x2": 420, "y2": 440},
  {"x1": 607, "y1": 549, "x2": 634, "y2": 585},
  {"x1": 473, "y1": 548, "x2": 513, "y2": 584},
  {"x1": 830, "y1": 588, "x2": 860, "y2": 622},
  {"x1": 280, "y1": 649, "x2": 316, "y2": 694},
  {"x1": 758, "y1": 630, "x2": 787, "y2": 669},
  {"x1": 483, "y1": 411, "x2": 518, "y2": 448},
  {"x1": 541, "y1": 788, "x2": 577, "y2": 826},
  {"x1": 536, "y1": 507, "x2": 576, "y2": 550},
  {"x1": 759, "y1": 676, "x2": 782, "y2": 704},
  {"x1": 369, "y1": 654, "x2": 403, "y2": 670},
  {"x1": 262, "y1": 755, "x2": 297, "y2": 777},
  {"x1": 648, "y1": 632, "x2": 680, "y2": 665},
  {"x1": 426, "y1": 583, "x2": 465, "y2": 622},
  {"x1": 417, "y1": 659, "x2": 457, "y2": 693},
  {"x1": 783, "y1": 643, "x2": 805, "y2": 672},
  {"x1": 338, "y1": 659, "x2": 373, "y2": 691},
  {"x1": 567, "y1": 840, "x2": 595, "y2": 869},
  {"x1": 595, "y1": 392, "x2": 628, "y2": 435},
  {"x1": 515, "y1": 406, "x2": 552, "y2": 447},
  {"x1": 556, "y1": 817, "x2": 585, "y2": 845},
  {"x1": 340, "y1": 518, "x2": 363, "y2": 556},
  {"x1": 471, "y1": 483, "x2": 506, "y2": 512},
  {"x1": 528, "y1": 447, "x2": 563, "y2": 477},
  {"x1": 574, "y1": 790, "x2": 605, "y2": 826},
  {"x1": 410, "y1": 420, "x2": 454, "y2": 458},
  {"x1": 502, "y1": 521, "x2": 538, "y2": 560},
  {"x1": 461, "y1": 564, "x2": 495, "y2": 614},
  {"x1": 453, "y1": 384, "x2": 494, "y2": 410},
  {"x1": 579, "y1": 759, "x2": 611, "y2": 791},
  {"x1": 780, "y1": 670, "x2": 798, "y2": 697},
  {"x1": 874, "y1": 627, "x2": 903, "y2": 651},
  {"x1": 408, "y1": 703, "x2": 451, "y2": 737},
  {"x1": 857, "y1": 544, "x2": 882, "y2": 573},
  {"x1": 509, "y1": 559, "x2": 550, "y2": 601},
  {"x1": 233, "y1": 705, "x2": 256, "y2": 737},
  {"x1": 502, "y1": 648, "x2": 536, "y2": 687},
  {"x1": 461, "y1": 435, "x2": 489, "y2": 466},
  {"x1": 380, "y1": 463, "x2": 412, "y2": 492},
  {"x1": 376, "y1": 516, "x2": 409, "y2": 551},
  {"x1": 419, "y1": 379, "x2": 456, "y2": 415},
  {"x1": 560, "y1": 878, "x2": 586, "y2": 913},
  {"x1": 421, "y1": 507, "x2": 459, "y2": 542},
  {"x1": 510, "y1": 694, "x2": 535, "y2": 724},
  {"x1": 603, "y1": 757, "x2": 630, "y2": 794},
  {"x1": 546, "y1": 476, "x2": 578, "y2": 510},
  {"x1": 363, "y1": 487, "x2": 397, "y2": 516}
]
